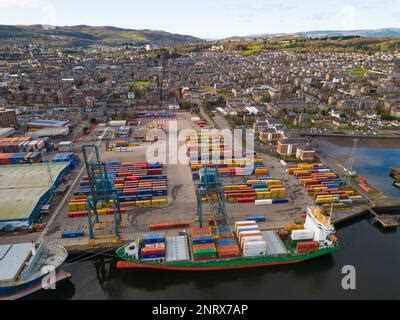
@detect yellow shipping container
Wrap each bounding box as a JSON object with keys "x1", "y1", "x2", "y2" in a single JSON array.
[
  {"x1": 151, "y1": 199, "x2": 168, "y2": 206},
  {"x1": 266, "y1": 180, "x2": 282, "y2": 186},
  {"x1": 136, "y1": 200, "x2": 151, "y2": 207},
  {"x1": 73, "y1": 195, "x2": 87, "y2": 200},
  {"x1": 277, "y1": 189, "x2": 286, "y2": 198},
  {"x1": 285, "y1": 225, "x2": 304, "y2": 232},
  {"x1": 75, "y1": 202, "x2": 87, "y2": 211},
  {"x1": 255, "y1": 169, "x2": 269, "y2": 175},
  {"x1": 68, "y1": 203, "x2": 79, "y2": 212},
  {"x1": 256, "y1": 191, "x2": 272, "y2": 200},
  {"x1": 96, "y1": 209, "x2": 108, "y2": 215}
]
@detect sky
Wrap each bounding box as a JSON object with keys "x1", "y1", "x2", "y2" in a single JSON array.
[{"x1": 0, "y1": 0, "x2": 399, "y2": 39}]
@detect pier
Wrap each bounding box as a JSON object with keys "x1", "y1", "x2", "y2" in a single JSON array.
[{"x1": 370, "y1": 206, "x2": 400, "y2": 229}]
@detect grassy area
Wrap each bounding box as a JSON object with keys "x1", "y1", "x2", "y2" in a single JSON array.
[
  {"x1": 240, "y1": 43, "x2": 265, "y2": 56},
  {"x1": 343, "y1": 69, "x2": 371, "y2": 76},
  {"x1": 217, "y1": 89, "x2": 234, "y2": 100},
  {"x1": 127, "y1": 81, "x2": 154, "y2": 87}
]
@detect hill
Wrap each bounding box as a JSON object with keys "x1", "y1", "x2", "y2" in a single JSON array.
[{"x1": 0, "y1": 25, "x2": 201, "y2": 47}]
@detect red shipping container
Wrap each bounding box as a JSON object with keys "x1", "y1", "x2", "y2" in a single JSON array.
[
  {"x1": 237, "y1": 197, "x2": 256, "y2": 203},
  {"x1": 141, "y1": 247, "x2": 165, "y2": 256},
  {"x1": 296, "y1": 241, "x2": 319, "y2": 254},
  {"x1": 68, "y1": 211, "x2": 87, "y2": 218},
  {"x1": 191, "y1": 227, "x2": 212, "y2": 233}
]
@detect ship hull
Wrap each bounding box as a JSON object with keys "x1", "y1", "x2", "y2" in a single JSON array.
[
  {"x1": 116, "y1": 246, "x2": 338, "y2": 271},
  {"x1": 0, "y1": 270, "x2": 71, "y2": 301}
]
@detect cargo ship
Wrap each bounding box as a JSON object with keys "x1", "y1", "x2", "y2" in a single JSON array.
[
  {"x1": 116, "y1": 207, "x2": 339, "y2": 271},
  {"x1": 0, "y1": 240, "x2": 70, "y2": 300}
]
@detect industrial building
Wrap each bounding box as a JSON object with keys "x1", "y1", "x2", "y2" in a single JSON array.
[
  {"x1": 26, "y1": 119, "x2": 70, "y2": 129},
  {"x1": 0, "y1": 163, "x2": 70, "y2": 231},
  {"x1": 0, "y1": 109, "x2": 17, "y2": 127}
]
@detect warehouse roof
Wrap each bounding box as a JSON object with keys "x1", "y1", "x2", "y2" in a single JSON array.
[
  {"x1": 27, "y1": 119, "x2": 69, "y2": 127},
  {"x1": 0, "y1": 163, "x2": 69, "y2": 222}
]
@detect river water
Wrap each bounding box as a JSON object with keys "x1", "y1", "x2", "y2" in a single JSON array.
[
  {"x1": 312, "y1": 138, "x2": 400, "y2": 197},
  {"x1": 27, "y1": 138, "x2": 400, "y2": 300}
]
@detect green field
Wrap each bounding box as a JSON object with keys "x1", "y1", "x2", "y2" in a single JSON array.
[
  {"x1": 240, "y1": 43, "x2": 265, "y2": 56},
  {"x1": 343, "y1": 69, "x2": 371, "y2": 76},
  {"x1": 127, "y1": 81, "x2": 153, "y2": 87}
]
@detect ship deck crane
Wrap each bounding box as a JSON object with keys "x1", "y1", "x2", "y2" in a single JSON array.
[
  {"x1": 82, "y1": 145, "x2": 124, "y2": 243},
  {"x1": 196, "y1": 165, "x2": 232, "y2": 237}
]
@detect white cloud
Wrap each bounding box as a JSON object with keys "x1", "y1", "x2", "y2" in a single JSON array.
[
  {"x1": 341, "y1": 5, "x2": 357, "y2": 29},
  {"x1": 0, "y1": 0, "x2": 49, "y2": 8},
  {"x1": 0, "y1": 0, "x2": 57, "y2": 29}
]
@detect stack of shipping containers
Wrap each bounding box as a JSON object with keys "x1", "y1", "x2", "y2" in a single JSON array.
[
  {"x1": 140, "y1": 233, "x2": 166, "y2": 262},
  {"x1": 235, "y1": 221, "x2": 267, "y2": 257},
  {"x1": 191, "y1": 227, "x2": 217, "y2": 261},
  {"x1": 68, "y1": 161, "x2": 168, "y2": 218},
  {"x1": 287, "y1": 163, "x2": 368, "y2": 207}
]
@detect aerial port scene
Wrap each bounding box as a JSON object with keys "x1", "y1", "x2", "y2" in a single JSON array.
[{"x1": 0, "y1": 0, "x2": 400, "y2": 305}]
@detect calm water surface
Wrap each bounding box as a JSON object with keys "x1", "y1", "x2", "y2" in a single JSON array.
[{"x1": 313, "y1": 138, "x2": 400, "y2": 197}]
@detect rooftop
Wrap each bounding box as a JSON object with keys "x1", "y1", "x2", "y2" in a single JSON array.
[
  {"x1": 0, "y1": 243, "x2": 33, "y2": 282},
  {"x1": 27, "y1": 120, "x2": 69, "y2": 127},
  {"x1": 0, "y1": 163, "x2": 69, "y2": 223}
]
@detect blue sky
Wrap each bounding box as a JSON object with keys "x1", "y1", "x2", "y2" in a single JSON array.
[{"x1": 0, "y1": 0, "x2": 399, "y2": 38}]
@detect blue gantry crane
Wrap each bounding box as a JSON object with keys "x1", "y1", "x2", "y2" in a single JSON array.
[
  {"x1": 82, "y1": 145, "x2": 123, "y2": 242},
  {"x1": 196, "y1": 165, "x2": 232, "y2": 237}
]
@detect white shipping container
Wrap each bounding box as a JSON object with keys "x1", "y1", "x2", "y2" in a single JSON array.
[
  {"x1": 37, "y1": 140, "x2": 45, "y2": 149},
  {"x1": 144, "y1": 243, "x2": 165, "y2": 248},
  {"x1": 240, "y1": 236, "x2": 264, "y2": 248},
  {"x1": 109, "y1": 120, "x2": 127, "y2": 127},
  {"x1": 235, "y1": 221, "x2": 257, "y2": 228},
  {"x1": 255, "y1": 199, "x2": 273, "y2": 206},
  {"x1": 236, "y1": 225, "x2": 260, "y2": 234},
  {"x1": 239, "y1": 231, "x2": 262, "y2": 243},
  {"x1": 291, "y1": 229, "x2": 315, "y2": 241},
  {"x1": 243, "y1": 240, "x2": 267, "y2": 248},
  {"x1": 166, "y1": 236, "x2": 189, "y2": 262},
  {"x1": 243, "y1": 242, "x2": 267, "y2": 256}
]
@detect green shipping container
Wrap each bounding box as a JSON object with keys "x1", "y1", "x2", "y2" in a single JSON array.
[{"x1": 194, "y1": 249, "x2": 217, "y2": 257}]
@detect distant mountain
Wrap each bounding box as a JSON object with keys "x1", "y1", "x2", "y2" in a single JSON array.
[
  {"x1": 237, "y1": 28, "x2": 400, "y2": 39},
  {"x1": 0, "y1": 25, "x2": 201, "y2": 46},
  {"x1": 297, "y1": 28, "x2": 400, "y2": 38}
]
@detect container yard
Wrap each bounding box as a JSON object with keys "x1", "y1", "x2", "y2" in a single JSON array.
[
  {"x1": 0, "y1": 137, "x2": 48, "y2": 153},
  {"x1": 0, "y1": 152, "x2": 43, "y2": 165},
  {"x1": 67, "y1": 161, "x2": 168, "y2": 219},
  {"x1": 286, "y1": 163, "x2": 369, "y2": 209},
  {"x1": 185, "y1": 132, "x2": 291, "y2": 214}
]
